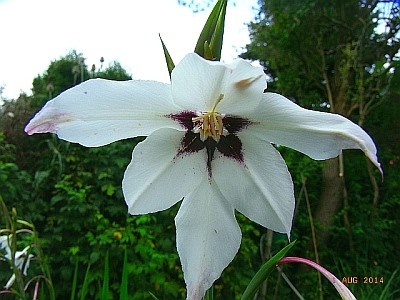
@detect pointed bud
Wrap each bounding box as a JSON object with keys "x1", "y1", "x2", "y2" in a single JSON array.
[
  {"x1": 194, "y1": 0, "x2": 227, "y2": 61},
  {"x1": 159, "y1": 34, "x2": 175, "y2": 79}
]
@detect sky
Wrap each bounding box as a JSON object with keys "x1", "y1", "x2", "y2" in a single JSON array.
[{"x1": 0, "y1": 0, "x2": 259, "y2": 101}]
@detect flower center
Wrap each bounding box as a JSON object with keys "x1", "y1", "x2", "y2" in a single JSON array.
[
  {"x1": 192, "y1": 112, "x2": 224, "y2": 141},
  {"x1": 192, "y1": 94, "x2": 226, "y2": 141},
  {"x1": 167, "y1": 101, "x2": 253, "y2": 179}
]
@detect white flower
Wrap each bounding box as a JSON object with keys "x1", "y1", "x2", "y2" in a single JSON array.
[
  {"x1": 0, "y1": 235, "x2": 11, "y2": 258},
  {"x1": 0, "y1": 236, "x2": 34, "y2": 289},
  {"x1": 25, "y1": 53, "x2": 381, "y2": 299}
]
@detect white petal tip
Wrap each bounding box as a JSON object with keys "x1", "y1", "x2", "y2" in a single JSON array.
[{"x1": 24, "y1": 122, "x2": 54, "y2": 135}]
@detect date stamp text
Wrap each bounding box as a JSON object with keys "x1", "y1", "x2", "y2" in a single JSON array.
[{"x1": 341, "y1": 276, "x2": 384, "y2": 284}]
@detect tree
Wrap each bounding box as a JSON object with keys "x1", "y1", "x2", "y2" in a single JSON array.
[
  {"x1": 96, "y1": 61, "x2": 132, "y2": 81},
  {"x1": 242, "y1": 0, "x2": 399, "y2": 258},
  {"x1": 32, "y1": 50, "x2": 89, "y2": 105}
]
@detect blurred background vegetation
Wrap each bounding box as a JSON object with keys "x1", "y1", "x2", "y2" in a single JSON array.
[{"x1": 0, "y1": 0, "x2": 399, "y2": 299}]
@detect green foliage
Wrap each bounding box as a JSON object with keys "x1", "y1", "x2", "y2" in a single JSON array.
[
  {"x1": 0, "y1": 197, "x2": 55, "y2": 300},
  {"x1": 242, "y1": 0, "x2": 399, "y2": 112},
  {"x1": 0, "y1": 133, "x2": 32, "y2": 208},
  {"x1": 96, "y1": 61, "x2": 132, "y2": 81},
  {"x1": 32, "y1": 50, "x2": 89, "y2": 108},
  {"x1": 120, "y1": 249, "x2": 129, "y2": 300},
  {"x1": 334, "y1": 257, "x2": 400, "y2": 299}
]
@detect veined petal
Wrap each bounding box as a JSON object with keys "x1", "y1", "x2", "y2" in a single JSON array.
[
  {"x1": 213, "y1": 132, "x2": 294, "y2": 237},
  {"x1": 248, "y1": 93, "x2": 381, "y2": 172},
  {"x1": 123, "y1": 128, "x2": 206, "y2": 214},
  {"x1": 171, "y1": 53, "x2": 266, "y2": 115},
  {"x1": 175, "y1": 177, "x2": 241, "y2": 300},
  {"x1": 25, "y1": 79, "x2": 181, "y2": 147}
]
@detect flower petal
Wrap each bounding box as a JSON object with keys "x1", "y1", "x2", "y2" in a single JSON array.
[
  {"x1": 213, "y1": 132, "x2": 294, "y2": 236},
  {"x1": 25, "y1": 79, "x2": 181, "y2": 146},
  {"x1": 0, "y1": 235, "x2": 12, "y2": 258},
  {"x1": 171, "y1": 53, "x2": 266, "y2": 115},
  {"x1": 248, "y1": 93, "x2": 381, "y2": 172},
  {"x1": 175, "y1": 177, "x2": 241, "y2": 300},
  {"x1": 123, "y1": 128, "x2": 206, "y2": 214},
  {"x1": 5, "y1": 274, "x2": 15, "y2": 289}
]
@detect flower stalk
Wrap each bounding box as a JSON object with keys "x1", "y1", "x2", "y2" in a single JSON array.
[
  {"x1": 0, "y1": 197, "x2": 55, "y2": 299},
  {"x1": 278, "y1": 257, "x2": 357, "y2": 300}
]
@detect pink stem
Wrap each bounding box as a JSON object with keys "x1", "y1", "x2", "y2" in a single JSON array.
[{"x1": 278, "y1": 257, "x2": 356, "y2": 300}]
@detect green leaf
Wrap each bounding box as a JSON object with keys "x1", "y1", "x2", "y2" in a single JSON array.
[
  {"x1": 379, "y1": 268, "x2": 399, "y2": 300},
  {"x1": 70, "y1": 261, "x2": 79, "y2": 300},
  {"x1": 194, "y1": 0, "x2": 227, "y2": 61},
  {"x1": 204, "y1": 285, "x2": 214, "y2": 300},
  {"x1": 80, "y1": 264, "x2": 91, "y2": 300},
  {"x1": 203, "y1": 41, "x2": 214, "y2": 61},
  {"x1": 100, "y1": 251, "x2": 110, "y2": 300},
  {"x1": 148, "y1": 292, "x2": 160, "y2": 300},
  {"x1": 159, "y1": 34, "x2": 175, "y2": 79},
  {"x1": 240, "y1": 241, "x2": 296, "y2": 300},
  {"x1": 120, "y1": 249, "x2": 129, "y2": 300}
]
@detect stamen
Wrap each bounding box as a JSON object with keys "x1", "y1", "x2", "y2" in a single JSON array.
[{"x1": 191, "y1": 94, "x2": 225, "y2": 141}]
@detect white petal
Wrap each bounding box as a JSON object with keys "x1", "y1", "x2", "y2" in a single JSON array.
[
  {"x1": 171, "y1": 53, "x2": 266, "y2": 115},
  {"x1": 0, "y1": 236, "x2": 11, "y2": 256},
  {"x1": 213, "y1": 132, "x2": 294, "y2": 236},
  {"x1": 248, "y1": 93, "x2": 381, "y2": 172},
  {"x1": 0, "y1": 235, "x2": 7, "y2": 247},
  {"x1": 123, "y1": 128, "x2": 206, "y2": 214},
  {"x1": 14, "y1": 246, "x2": 31, "y2": 269},
  {"x1": 175, "y1": 177, "x2": 241, "y2": 300},
  {"x1": 22, "y1": 255, "x2": 34, "y2": 276},
  {"x1": 5, "y1": 274, "x2": 15, "y2": 289},
  {"x1": 25, "y1": 79, "x2": 181, "y2": 146}
]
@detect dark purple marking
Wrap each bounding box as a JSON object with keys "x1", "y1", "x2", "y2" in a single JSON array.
[
  {"x1": 204, "y1": 137, "x2": 217, "y2": 178},
  {"x1": 178, "y1": 131, "x2": 204, "y2": 155},
  {"x1": 222, "y1": 116, "x2": 252, "y2": 134},
  {"x1": 217, "y1": 134, "x2": 244, "y2": 163},
  {"x1": 172, "y1": 111, "x2": 250, "y2": 177},
  {"x1": 168, "y1": 111, "x2": 198, "y2": 130}
]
